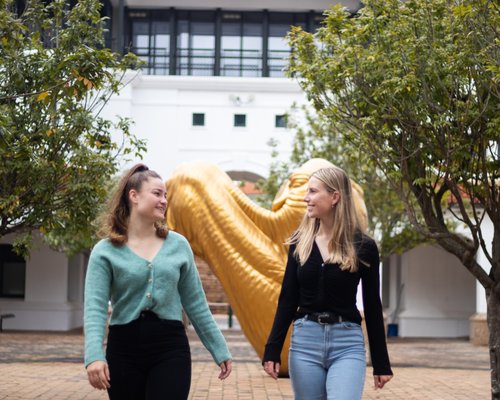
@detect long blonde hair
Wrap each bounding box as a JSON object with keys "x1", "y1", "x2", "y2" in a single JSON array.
[
  {"x1": 98, "y1": 163, "x2": 168, "y2": 245},
  {"x1": 288, "y1": 166, "x2": 362, "y2": 272}
]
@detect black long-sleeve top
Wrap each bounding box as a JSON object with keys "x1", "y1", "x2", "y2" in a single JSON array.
[{"x1": 263, "y1": 233, "x2": 393, "y2": 376}]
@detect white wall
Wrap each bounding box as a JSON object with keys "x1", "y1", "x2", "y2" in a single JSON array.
[
  {"x1": 102, "y1": 74, "x2": 304, "y2": 180},
  {"x1": 0, "y1": 234, "x2": 84, "y2": 331},
  {"x1": 25, "y1": 241, "x2": 68, "y2": 303},
  {"x1": 115, "y1": 0, "x2": 362, "y2": 13},
  {"x1": 474, "y1": 216, "x2": 493, "y2": 314},
  {"x1": 446, "y1": 210, "x2": 493, "y2": 315},
  {"x1": 396, "y1": 245, "x2": 476, "y2": 337}
]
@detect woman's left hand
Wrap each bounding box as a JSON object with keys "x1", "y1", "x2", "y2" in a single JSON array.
[
  {"x1": 218, "y1": 359, "x2": 232, "y2": 380},
  {"x1": 374, "y1": 375, "x2": 393, "y2": 389}
]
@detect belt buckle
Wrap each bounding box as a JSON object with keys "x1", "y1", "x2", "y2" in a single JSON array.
[{"x1": 317, "y1": 312, "x2": 330, "y2": 324}]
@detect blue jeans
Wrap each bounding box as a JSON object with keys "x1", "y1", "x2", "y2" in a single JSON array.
[{"x1": 289, "y1": 318, "x2": 366, "y2": 400}]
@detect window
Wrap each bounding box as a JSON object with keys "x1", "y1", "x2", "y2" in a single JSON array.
[
  {"x1": 275, "y1": 114, "x2": 287, "y2": 128},
  {"x1": 0, "y1": 245, "x2": 26, "y2": 298},
  {"x1": 101, "y1": 0, "x2": 113, "y2": 50},
  {"x1": 267, "y1": 13, "x2": 308, "y2": 77},
  {"x1": 177, "y1": 11, "x2": 216, "y2": 76},
  {"x1": 192, "y1": 113, "x2": 205, "y2": 126},
  {"x1": 221, "y1": 12, "x2": 263, "y2": 77},
  {"x1": 125, "y1": 9, "x2": 323, "y2": 77},
  {"x1": 234, "y1": 114, "x2": 246, "y2": 127},
  {"x1": 129, "y1": 10, "x2": 171, "y2": 75}
]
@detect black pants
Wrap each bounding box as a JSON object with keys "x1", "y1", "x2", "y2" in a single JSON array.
[{"x1": 106, "y1": 311, "x2": 191, "y2": 400}]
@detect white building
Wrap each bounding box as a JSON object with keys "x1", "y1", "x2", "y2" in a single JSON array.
[
  {"x1": 0, "y1": 233, "x2": 87, "y2": 331},
  {"x1": 101, "y1": 0, "x2": 364, "y2": 180},
  {"x1": 0, "y1": 0, "x2": 489, "y2": 344}
]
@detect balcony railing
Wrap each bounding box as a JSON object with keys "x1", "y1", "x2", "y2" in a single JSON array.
[{"x1": 130, "y1": 46, "x2": 290, "y2": 77}]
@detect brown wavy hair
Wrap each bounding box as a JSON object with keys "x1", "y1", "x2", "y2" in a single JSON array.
[{"x1": 99, "y1": 163, "x2": 168, "y2": 245}]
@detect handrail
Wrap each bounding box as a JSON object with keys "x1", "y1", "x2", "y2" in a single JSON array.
[{"x1": 207, "y1": 302, "x2": 234, "y2": 329}]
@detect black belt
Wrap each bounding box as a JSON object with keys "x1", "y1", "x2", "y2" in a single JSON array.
[
  {"x1": 139, "y1": 310, "x2": 159, "y2": 320},
  {"x1": 304, "y1": 312, "x2": 344, "y2": 325}
]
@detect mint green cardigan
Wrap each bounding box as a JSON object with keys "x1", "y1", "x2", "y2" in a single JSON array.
[{"x1": 84, "y1": 231, "x2": 232, "y2": 367}]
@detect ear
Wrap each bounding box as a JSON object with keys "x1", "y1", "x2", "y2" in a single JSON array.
[
  {"x1": 331, "y1": 191, "x2": 340, "y2": 207},
  {"x1": 128, "y1": 189, "x2": 139, "y2": 205}
]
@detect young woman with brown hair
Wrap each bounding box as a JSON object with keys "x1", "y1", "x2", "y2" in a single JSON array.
[{"x1": 84, "y1": 164, "x2": 232, "y2": 400}]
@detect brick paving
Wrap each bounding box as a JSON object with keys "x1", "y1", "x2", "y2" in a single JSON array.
[{"x1": 0, "y1": 323, "x2": 491, "y2": 400}]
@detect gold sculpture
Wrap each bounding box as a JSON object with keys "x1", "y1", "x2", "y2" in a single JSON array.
[{"x1": 166, "y1": 159, "x2": 368, "y2": 374}]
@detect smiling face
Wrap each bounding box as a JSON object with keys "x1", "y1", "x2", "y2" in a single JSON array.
[
  {"x1": 129, "y1": 177, "x2": 167, "y2": 222},
  {"x1": 304, "y1": 176, "x2": 339, "y2": 220}
]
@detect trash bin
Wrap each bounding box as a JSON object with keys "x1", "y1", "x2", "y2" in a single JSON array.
[{"x1": 387, "y1": 323, "x2": 398, "y2": 337}]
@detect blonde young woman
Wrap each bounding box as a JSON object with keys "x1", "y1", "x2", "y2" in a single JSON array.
[
  {"x1": 84, "y1": 164, "x2": 232, "y2": 400},
  {"x1": 263, "y1": 166, "x2": 393, "y2": 400}
]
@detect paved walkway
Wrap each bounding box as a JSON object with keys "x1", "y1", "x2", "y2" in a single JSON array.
[{"x1": 0, "y1": 323, "x2": 491, "y2": 399}]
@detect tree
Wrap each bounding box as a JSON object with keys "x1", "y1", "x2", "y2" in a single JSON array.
[
  {"x1": 258, "y1": 104, "x2": 426, "y2": 260},
  {"x1": 0, "y1": 0, "x2": 146, "y2": 255},
  {"x1": 287, "y1": 0, "x2": 499, "y2": 396}
]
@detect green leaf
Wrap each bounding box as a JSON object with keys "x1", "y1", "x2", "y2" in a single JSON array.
[{"x1": 0, "y1": 0, "x2": 145, "y2": 254}]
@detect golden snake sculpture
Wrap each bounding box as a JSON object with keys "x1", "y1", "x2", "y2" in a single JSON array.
[{"x1": 166, "y1": 159, "x2": 368, "y2": 374}]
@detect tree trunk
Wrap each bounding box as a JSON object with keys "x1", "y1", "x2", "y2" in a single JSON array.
[{"x1": 488, "y1": 290, "x2": 500, "y2": 399}]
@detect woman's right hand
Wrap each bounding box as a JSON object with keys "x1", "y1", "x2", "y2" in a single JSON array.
[
  {"x1": 263, "y1": 361, "x2": 280, "y2": 380},
  {"x1": 86, "y1": 360, "x2": 111, "y2": 390}
]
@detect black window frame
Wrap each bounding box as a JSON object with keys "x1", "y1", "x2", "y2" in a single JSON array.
[
  {"x1": 220, "y1": 11, "x2": 264, "y2": 77},
  {"x1": 176, "y1": 10, "x2": 217, "y2": 76},
  {"x1": 124, "y1": 8, "x2": 323, "y2": 77},
  {"x1": 234, "y1": 114, "x2": 247, "y2": 127},
  {"x1": 275, "y1": 114, "x2": 287, "y2": 128},
  {"x1": 192, "y1": 112, "x2": 205, "y2": 126},
  {"x1": 127, "y1": 9, "x2": 172, "y2": 75}
]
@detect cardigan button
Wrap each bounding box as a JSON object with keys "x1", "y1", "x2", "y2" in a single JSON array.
[{"x1": 146, "y1": 293, "x2": 152, "y2": 299}]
